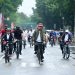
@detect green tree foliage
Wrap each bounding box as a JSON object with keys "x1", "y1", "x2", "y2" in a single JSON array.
[
  {"x1": 31, "y1": 8, "x2": 42, "y2": 23},
  {"x1": 15, "y1": 12, "x2": 29, "y2": 25},
  {"x1": 35, "y1": 0, "x2": 75, "y2": 32},
  {"x1": 0, "y1": 0, "x2": 23, "y2": 17}
]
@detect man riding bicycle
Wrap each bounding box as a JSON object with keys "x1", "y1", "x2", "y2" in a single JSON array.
[
  {"x1": 2, "y1": 28, "x2": 14, "y2": 55},
  {"x1": 32, "y1": 22, "x2": 46, "y2": 62},
  {"x1": 1, "y1": 25, "x2": 8, "y2": 52},
  {"x1": 60, "y1": 30, "x2": 72, "y2": 54},
  {"x1": 14, "y1": 27, "x2": 23, "y2": 55}
]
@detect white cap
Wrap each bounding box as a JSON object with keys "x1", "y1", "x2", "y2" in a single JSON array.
[{"x1": 65, "y1": 30, "x2": 69, "y2": 33}]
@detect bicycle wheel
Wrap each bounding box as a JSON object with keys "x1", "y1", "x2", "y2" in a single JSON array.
[
  {"x1": 23, "y1": 41, "x2": 26, "y2": 49},
  {"x1": 30, "y1": 43, "x2": 31, "y2": 47},
  {"x1": 5, "y1": 49, "x2": 9, "y2": 63},
  {"x1": 16, "y1": 42, "x2": 19, "y2": 59},
  {"x1": 16, "y1": 49, "x2": 19, "y2": 59},
  {"x1": 38, "y1": 50, "x2": 41, "y2": 64},
  {"x1": 5, "y1": 57, "x2": 7, "y2": 63},
  {"x1": 37, "y1": 45, "x2": 41, "y2": 64},
  {"x1": 7, "y1": 56, "x2": 10, "y2": 63},
  {"x1": 63, "y1": 47, "x2": 66, "y2": 59},
  {"x1": 30, "y1": 40, "x2": 32, "y2": 48},
  {"x1": 23, "y1": 44, "x2": 26, "y2": 49},
  {"x1": 17, "y1": 53, "x2": 19, "y2": 59},
  {"x1": 66, "y1": 48, "x2": 70, "y2": 59},
  {"x1": 5, "y1": 59, "x2": 7, "y2": 63}
]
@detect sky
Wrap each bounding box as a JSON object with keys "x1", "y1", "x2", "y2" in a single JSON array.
[{"x1": 17, "y1": 0, "x2": 36, "y2": 17}]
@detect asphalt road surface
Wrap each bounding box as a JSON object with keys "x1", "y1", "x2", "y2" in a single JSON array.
[{"x1": 0, "y1": 43, "x2": 75, "y2": 75}]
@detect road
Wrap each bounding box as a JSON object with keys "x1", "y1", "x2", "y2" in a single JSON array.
[{"x1": 0, "y1": 43, "x2": 75, "y2": 75}]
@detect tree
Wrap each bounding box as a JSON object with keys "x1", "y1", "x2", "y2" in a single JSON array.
[
  {"x1": 0, "y1": 0, "x2": 23, "y2": 17},
  {"x1": 35, "y1": 0, "x2": 75, "y2": 32},
  {"x1": 15, "y1": 12, "x2": 29, "y2": 25}
]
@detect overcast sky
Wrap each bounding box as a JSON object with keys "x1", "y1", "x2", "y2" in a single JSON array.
[{"x1": 17, "y1": 0, "x2": 36, "y2": 17}]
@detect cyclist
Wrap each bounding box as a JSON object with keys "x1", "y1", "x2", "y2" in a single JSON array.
[
  {"x1": 60, "y1": 30, "x2": 72, "y2": 54},
  {"x1": 28, "y1": 29, "x2": 33, "y2": 43},
  {"x1": 14, "y1": 27, "x2": 23, "y2": 55},
  {"x1": 45, "y1": 31, "x2": 49, "y2": 47},
  {"x1": 53, "y1": 31, "x2": 57, "y2": 45},
  {"x1": 22, "y1": 29, "x2": 27, "y2": 49},
  {"x1": 1, "y1": 25, "x2": 8, "y2": 52},
  {"x1": 49, "y1": 31, "x2": 54, "y2": 46},
  {"x1": 2, "y1": 28, "x2": 13, "y2": 55},
  {"x1": 32, "y1": 22, "x2": 46, "y2": 62}
]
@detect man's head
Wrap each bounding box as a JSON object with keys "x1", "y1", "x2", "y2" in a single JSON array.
[
  {"x1": 4, "y1": 24, "x2": 8, "y2": 30},
  {"x1": 6, "y1": 28, "x2": 11, "y2": 34},
  {"x1": 65, "y1": 30, "x2": 69, "y2": 34},
  {"x1": 16, "y1": 26, "x2": 20, "y2": 30},
  {"x1": 37, "y1": 23, "x2": 43, "y2": 31}
]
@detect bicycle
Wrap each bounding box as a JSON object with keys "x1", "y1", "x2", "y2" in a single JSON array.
[
  {"x1": 50, "y1": 38, "x2": 54, "y2": 47},
  {"x1": 29, "y1": 36, "x2": 32, "y2": 48},
  {"x1": 4, "y1": 41, "x2": 11, "y2": 63},
  {"x1": 23, "y1": 40, "x2": 26, "y2": 49},
  {"x1": 36, "y1": 42, "x2": 43, "y2": 64},
  {"x1": 16, "y1": 40, "x2": 20, "y2": 59},
  {"x1": 63, "y1": 42, "x2": 70, "y2": 59}
]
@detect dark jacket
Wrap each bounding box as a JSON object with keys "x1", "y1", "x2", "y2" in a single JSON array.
[
  {"x1": 62, "y1": 33, "x2": 71, "y2": 42},
  {"x1": 2, "y1": 33, "x2": 13, "y2": 42},
  {"x1": 14, "y1": 29, "x2": 23, "y2": 40},
  {"x1": 32, "y1": 30, "x2": 45, "y2": 43}
]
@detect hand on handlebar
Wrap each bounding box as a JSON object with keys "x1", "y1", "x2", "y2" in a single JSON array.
[
  {"x1": 43, "y1": 41, "x2": 46, "y2": 44},
  {"x1": 3, "y1": 41, "x2": 7, "y2": 45},
  {"x1": 13, "y1": 39, "x2": 17, "y2": 43}
]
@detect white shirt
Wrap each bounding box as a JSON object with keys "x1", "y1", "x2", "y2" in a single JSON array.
[
  {"x1": 64, "y1": 34, "x2": 69, "y2": 42},
  {"x1": 29, "y1": 31, "x2": 33, "y2": 37},
  {"x1": 22, "y1": 31, "x2": 27, "y2": 40},
  {"x1": 36, "y1": 31, "x2": 41, "y2": 42},
  {"x1": 7, "y1": 34, "x2": 10, "y2": 40}
]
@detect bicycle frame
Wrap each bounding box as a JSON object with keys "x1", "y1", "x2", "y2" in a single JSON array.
[
  {"x1": 63, "y1": 42, "x2": 70, "y2": 59},
  {"x1": 5, "y1": 42, "x2": 10, "y2": 63},
  {"x1": 36, "y1": 42, "x2": 43, "y2": 64},
  {"x1": 16, "y1": 40, "x2": 20, "y2": 59}
]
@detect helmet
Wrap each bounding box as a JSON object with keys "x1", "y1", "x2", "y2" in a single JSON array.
[{"x1": 65, "y1": 30, "x2": 69, "y2": 33}]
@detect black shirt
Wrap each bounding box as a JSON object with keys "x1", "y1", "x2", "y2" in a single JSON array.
[{"x1": 14, "y1": 29, "x2": 23, "y2": 40}]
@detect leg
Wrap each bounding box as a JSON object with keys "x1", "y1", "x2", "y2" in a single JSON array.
[
  {"x1": 19, "y1": 40, "x2": 22, "y2": 54},
  {"x1": 34, "y1": 44, "x2": 38, "y2": 54}
]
